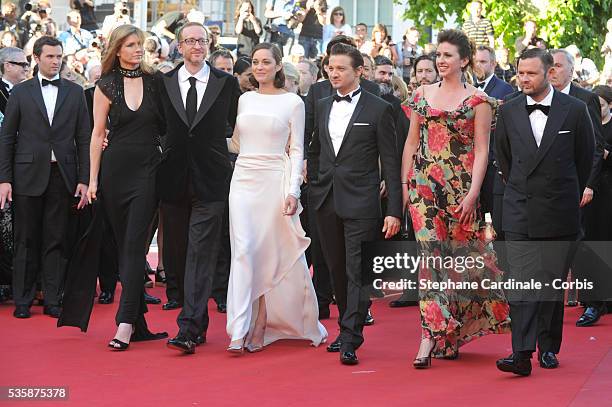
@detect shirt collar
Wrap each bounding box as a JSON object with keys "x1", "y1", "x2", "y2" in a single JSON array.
[
  {"x1": 336, "y1": 86, "x2": 361, "y2": 98},
  {"x1": 2, "y1": 78, "x2": 14, "y2": 90},
  {"x1": 179, "y1": 62, "x2": 210, "y2": 83},
  {"x1": 526, "y1": 85, "x2": 554, "y2": 106},
  {"x1": 37, "y1": 72, "x2": 60, "y2": 85},
  {"x1": 482, "y1": 73, "x2": 495, "y2": 89},
  {"x1": 560, "y1": 82, "x2": 571, "y2": 95}
]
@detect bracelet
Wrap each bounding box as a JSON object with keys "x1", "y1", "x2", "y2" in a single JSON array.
[{"x1": 401, "y1": 181, "x2": 408, "y2": 184}]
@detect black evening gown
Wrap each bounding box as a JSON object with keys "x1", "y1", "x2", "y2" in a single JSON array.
[{"x1": 59, "y1": 70, "x2": 164, "y2": 333}]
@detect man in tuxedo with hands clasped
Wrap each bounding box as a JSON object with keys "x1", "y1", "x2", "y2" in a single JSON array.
[
  {"x1": 308, "y1": 43, "x2": 401, "y2": 366},
  {"x1": 494, "y1": 48, "x2": 594, "y2": 376}
]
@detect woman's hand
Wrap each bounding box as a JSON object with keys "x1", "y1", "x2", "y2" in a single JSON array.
[
  {"x1": 284, "y1": 195, "x2": 298, "y2": 216},
  {"x1": 455, "y1": 191, "x2": 478, "y2": 225},
  {"x1": 87, "y1": 181, "x2": 98, "y2": 204}
]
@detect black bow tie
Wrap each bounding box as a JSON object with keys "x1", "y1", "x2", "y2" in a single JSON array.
[
  {"x1": 333, "y1": 88, "x2": 361, "y2": 103},
  {"x1": 475, "y1": 81, "x2": 486, "y2": 88},
  {"x1": 526, "y1": 103, "x2": 550, "y2": 116},
  {"x1": 41, "y1": 78, "x2": 60, "y2": 87}
]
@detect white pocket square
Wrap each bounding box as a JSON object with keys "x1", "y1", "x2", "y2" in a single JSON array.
[
  {"x1": 353, "y1": 123, "x2": 370, "y2": 126},
  {"x1": 558, "y1": 130, "x2": 571, "y2": 134}
]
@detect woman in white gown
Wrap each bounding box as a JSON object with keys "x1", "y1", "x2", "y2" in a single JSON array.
[{"x1": 226, "y1": 43, "x2": 327, "y2": 353}]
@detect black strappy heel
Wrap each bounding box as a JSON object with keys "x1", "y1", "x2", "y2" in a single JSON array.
[{"x1": 108, "y1": 338, "x2": 130, "y2": 351}]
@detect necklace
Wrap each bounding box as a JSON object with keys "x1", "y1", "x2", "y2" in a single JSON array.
[{"x1": 118, "y1": 66, "x2": 143, "y2": 78}]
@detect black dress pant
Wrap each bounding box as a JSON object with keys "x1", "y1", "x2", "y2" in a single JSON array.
[
  {"x1": 12, "y1": 164, "x2": 70, "y2": 307},
  {"x1": 505, "y1": 232, "x2": 575, "y2": 356},
  {"x1": 306, "y1": 187, "x2": 334, "y2": 309},
  {"x1": 176, "y1": 196, "x2": 225, "y2": 340},
  {"x1": 211, "y1": 201, "x2": 230, "y2": 305},
  {"x1": 316, "y1": 189, "x2": 379, "y2": 351},
  {"x1": 161, "y1": 199, "x2": 189, "y2": 305}
]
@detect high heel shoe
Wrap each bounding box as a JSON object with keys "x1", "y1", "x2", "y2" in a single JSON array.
[
  {"x1": 226, "y1": 337, "x2": 246, "y2": 355},
  {"x1": 108, "y1": 338, "x2": 129, "y2": 351},
  {"x1": 413, "y1": 340, "x2": 435, "y2": 369},
  {"x1": 246, "y1": 326, "x2": 266, "y2": 353}
]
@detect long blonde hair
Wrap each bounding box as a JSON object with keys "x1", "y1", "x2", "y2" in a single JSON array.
[{"x1": 101, "y1": 25, "x2": 154, "y2": 75}]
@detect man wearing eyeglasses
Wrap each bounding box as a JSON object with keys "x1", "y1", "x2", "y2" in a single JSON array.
[
  {"x1": 157, "y1": 22, "x2": 241, "y2": 354},
  {"x1": 0, "y1": 47, "x2": 28, "y2": 115}
]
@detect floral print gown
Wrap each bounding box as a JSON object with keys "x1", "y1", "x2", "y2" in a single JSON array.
[{"x1": 406, "y1": 91, "x2": 510, "y2": 358}]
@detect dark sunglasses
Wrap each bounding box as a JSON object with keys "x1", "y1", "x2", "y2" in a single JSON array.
[
  {"x1": 333, "y1": 12, "x2": 344, "y2": 16},
  {"x1": 7, "y1": 61, "x2": 29, "y2": 68}
]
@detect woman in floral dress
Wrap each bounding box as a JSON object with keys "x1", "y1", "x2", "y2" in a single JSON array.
[{"x1": 401, "y1": 29, "x2": 510, "y2": 368}]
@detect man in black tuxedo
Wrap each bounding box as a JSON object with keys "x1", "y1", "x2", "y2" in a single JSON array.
[
  {"x1": 159, "y1": 22, "x2": 240, "y2": 354},
  {"x1": 548, "y1": 49, "x2": 607, "y2": 331},
  {"x1": 494, "y1": 48, "x2": 594, "y2": 376},
  {"x1": 304, "y1": 35, "x2": 380, "y2": 320},
  {"x1": 473, "y1": 45, "x2": 514, "y2": 223},
  {"x1": 308, "y1": 44, "x2": 401, "y2": 365},
  {"x1": 0, "y1": 47, "x2": 28, "y2": 114},
  {"x1": 0, "y1": 36, "x2": 90, "y2": 319}
]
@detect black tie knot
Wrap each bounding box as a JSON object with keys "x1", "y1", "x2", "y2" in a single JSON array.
[
  {"x1": 188, "y1": 77, "x2": 197, "y2": 87},
  {"x1": 42, "y1": 78, "x2": 61, "y2": 87},
  {"x1": 475, "y1": 81, "x2": 486, "y2": 88},
  {"x1": 526, "y1": 103, "x2": 550, "y2": 116},
  {"x1": 333, "y1": 88, "x2": 361, "y2": 103}
]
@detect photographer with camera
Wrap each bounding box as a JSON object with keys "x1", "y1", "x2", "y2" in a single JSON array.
[
  {"x1": 72, "y1": 0, "x2": 97, "y2": 32},
  {"x1": 58, "y1": 10, "x2": 93, "y2": 55},
  {"x1": 234, "y1": 1, "x2": 261, "y2": 58},
  {"x1": 1, "y1": 2, "x2": 28, "y2": 47},
  {"x1": 264, "y1": 0, "x2": 297, "y2": 56},
  {"x1": 297, "y1": 0, "x2": 326, "y2": 59},
  {"x1": 101, "y1": 1, "x2": 132, "y2": 39}
]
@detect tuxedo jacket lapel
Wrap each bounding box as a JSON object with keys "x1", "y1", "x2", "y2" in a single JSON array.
[
  {"x1": 321, "y1": 97, "x2": 335, "y2": 156},
  {"x1": 509, "y1": 94, "x2": 538, "y2": 156},
  {"x1": 52, "y1": 79, "x2": 69, "y2": 123},
  {"x1": 164, "y1": 68, "x2": 189, "y2": 127},
  {"x1": 484, "y1": 76, "x2": 496, "y2": 95},
  {"x1": 335, "y1": 93, "x2": 366, "y2": 158},
  {"x1": 529, "y1": 91, "x2": 570, "y2": 174},
  {"x1": 190, "y1": 65, "x2": 226, "y2": 131},
  {"x1": 27, "y1": 79, "x2": 50, "y2": 127}
]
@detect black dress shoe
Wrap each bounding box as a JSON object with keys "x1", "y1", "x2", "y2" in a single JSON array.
[
  {"x1": 318, "y1": 306, "x2": 330, "y2": 320},
  {"x1": 576, "y1": 305, "x2": 606, "y2": 327},
  {"x1": 155, "y1": 268, "x2": 166, "y2": 286},
  {"x1": 216, "y1": 303, "x2": 227, "y2": 313},
  {"x1": 389, "y1": 299, "x2": 417, "y2": 307},
  {"x1": 364, "y1": 308, "x2": 374, "y2": 326},
  {"x1": 167, "y1": 336, "x2": 196, "y2": 354},
  {"x1": 496, "y1": 355, "x2": 532, "y2": 376},
  {"x1": 162, "y1": 300, "x2": 181, "y2": 310},
  {"x1": 98, "y1": 291, "x2": 114, "y2": 304},
  {"x1": 340, "y1": 351, "x2": 359, "y2": 365},
  {"x1": 144, "y1": 291, "x2": 161, "y2": 304},
  {"x1": 43, "y1": 305, "x2": 61, "y2": 318},
  {"x1": 195, "y1": 335, "x2": 206, "y2": 346},
  {"x1": 326, "y1": 338, "x2": 342, "y2": 353},
  {"x1": 13, "y1": 305, "x2": 31, "y2": 319},
  {"x1": 538, "y1": 351, "x2": 559, "y2": 369}
]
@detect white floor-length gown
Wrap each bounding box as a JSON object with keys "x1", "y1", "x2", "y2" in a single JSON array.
[{"x1": 226, "y1": 91, "x2": 327, "y2": 347}]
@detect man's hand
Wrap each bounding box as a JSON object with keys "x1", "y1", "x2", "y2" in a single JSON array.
[
  {"x1": 580, "y1": 187, "x2": 593, "y2": 207},
  {"x1": 382, "y1": 216, "x2": 400, "y2": 239},
  {"x1": 75, "y1": 183, "x2": 89, "y2": 209},
  {"x1": 0, "y1": 183, "x2": 12, "y2": 210}
]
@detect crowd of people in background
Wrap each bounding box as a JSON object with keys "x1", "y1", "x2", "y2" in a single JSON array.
[{"x1": 0, "y1": 0, "x2": 611, "y2": 373}]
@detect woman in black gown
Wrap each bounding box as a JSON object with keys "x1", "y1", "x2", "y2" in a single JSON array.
[{"x1": 59, "y1": 25, "x2": 167, "y2": 350}]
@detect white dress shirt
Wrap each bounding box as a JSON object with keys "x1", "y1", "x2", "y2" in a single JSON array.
[
  {"x1": 38, "y1": 72, "x2": 60, "y2": 161},
  {"x1": 526, "y1": 85, "x2": 554, "y2": 147},
  {"x1": 178, "y1": 63, "x2": 210, "y2": 111},
  {"x1": 328, "y1": 87, "x2": 361, "y2": 155},
  {"x1": 2, "y1": 78, "x2": 14, "y2": 93},
  {"x1": 560, "y1": 82, "x2": 572, "y2": 95},
  {"x1": 478, "y1": 73, "x2": 495, "y2": 90}
]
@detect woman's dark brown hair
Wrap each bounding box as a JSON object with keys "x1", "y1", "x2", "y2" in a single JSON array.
[
  {"x1": 249, "y1": 43, "x2": 285, "y2": 89},
  {"x1": 436, "y1": 28, "x2": 474, "y2": 71},
  {"x1": 329, "y1": 6, "x2": 346, "y2": 26}
]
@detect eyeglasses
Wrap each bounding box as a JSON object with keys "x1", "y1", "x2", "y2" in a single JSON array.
[
  {"x1": 181, "y1": 38, "x2": 209, "y2": 47},
  {"x1": 6, "y1": 61, "x2": 29, "y2": 68},
  {"x1": 333, "y1": 12, "x2": 344, "y2": 16}
]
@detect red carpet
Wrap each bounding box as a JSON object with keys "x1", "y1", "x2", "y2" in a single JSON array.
[{"x1": 1, "y1": 265, "x2": 611, "y2": 407}]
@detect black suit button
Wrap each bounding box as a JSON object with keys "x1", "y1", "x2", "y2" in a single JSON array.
[
  {"x1": 545, "y1": 175, "x2": 551, "y2": 180},
  {"x1": 527, "y1": 194, "x2": 532, "y2": 199},
  {"x1": 334, "y1": 163, "x2": 339, "y2": 167},
  {"x1": 517, "y1": 159, "x2": 522, "y2": 163}
]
